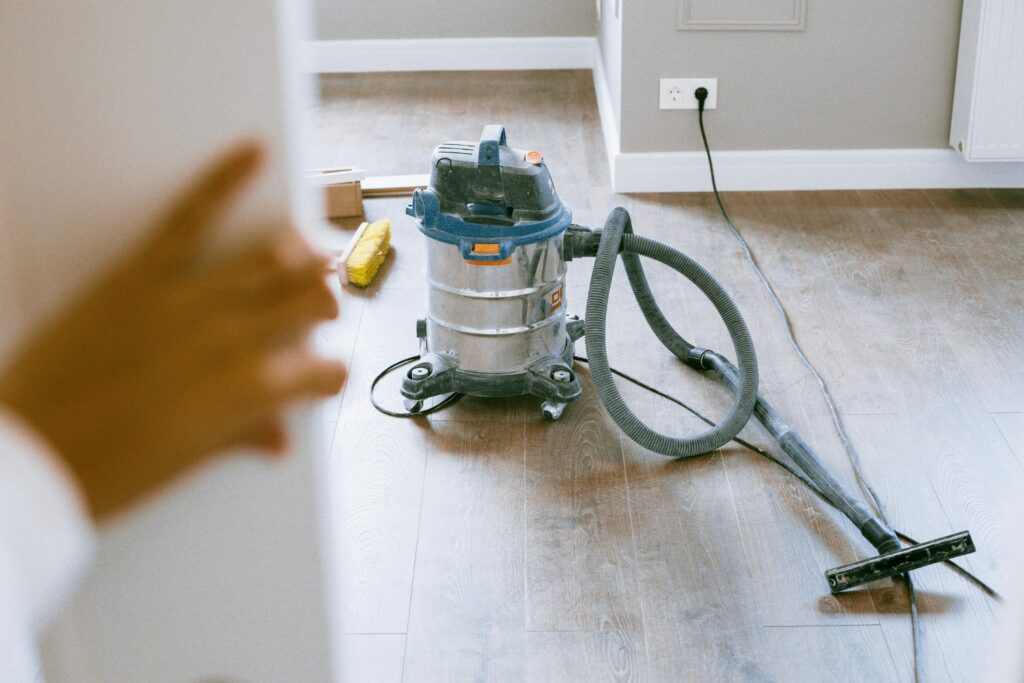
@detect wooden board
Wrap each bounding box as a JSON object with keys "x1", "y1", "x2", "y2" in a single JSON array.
[{"x1": 362, "y1": 174, "x2": 431, "y2": 198}]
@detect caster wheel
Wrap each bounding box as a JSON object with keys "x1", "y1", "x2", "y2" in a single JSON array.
[
  {"x1": 404, "y1": 398, "x2": 424, "y2": 414},
  {"x1": 541, "y1": 400, "x2": 566, "y2": 421}
]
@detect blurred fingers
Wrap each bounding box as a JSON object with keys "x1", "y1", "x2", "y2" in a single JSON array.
[
  {"x1": 252, "y1": 273, "x2": 340, "y2": 344},
  {"x1": 146, "y1": 140, "x2": 265, "y2": 268},
  {"x1": 195, "y1": 229, "x2": 330, "y2": 304},
  {"x1": 238, "y1": 418, "x2": 290, "y2": 456},
  {"x1": 194, "y1": 267, "x2": 338, "y2": 361},
  {"x1": 181, "y1": 348, "x2": 343, "y2": 455},
  {"x1": 262, "y1": 350, "x2": 347, "y2": 404}
]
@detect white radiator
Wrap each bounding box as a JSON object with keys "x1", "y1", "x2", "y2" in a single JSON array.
[{"x1": 950, "y1": 0, "x2": 1024, "y2": 161}]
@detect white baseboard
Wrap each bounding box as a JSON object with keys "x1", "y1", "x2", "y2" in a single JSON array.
[
  {"x1": 308, "y1": 37, "x2": 596, "y2": 73},
  {"x1": 310, "y1": 36, "x2": 1024, "y2": 192},
  {"x1": 612, "y1": 148, "x2": 1024, "y2": 192}
]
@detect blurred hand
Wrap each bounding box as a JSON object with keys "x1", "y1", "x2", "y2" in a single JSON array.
[{"x1": 0, "y1": 142, "x2": 346, "y2": 521}]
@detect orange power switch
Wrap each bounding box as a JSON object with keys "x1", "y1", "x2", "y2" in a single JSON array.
[{"x1": 525, "y1": 150, "x2": 543, "y2": 165}]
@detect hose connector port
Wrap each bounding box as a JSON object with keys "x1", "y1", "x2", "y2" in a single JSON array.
[
  {"x1": 684, "y1": 347, "x2": 710, "y2": 371},
  {"x1": 563, "y1": 225, "x2": 602, "y2": 261}
]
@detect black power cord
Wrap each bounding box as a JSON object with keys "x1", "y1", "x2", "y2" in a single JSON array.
[
  {"x1": 367, "y1": 96, "x2": 1001, "y2": 680},
  {"x1": 569, "y1": 355, "x2": 999, "y2": 601},
  {"x1": 692, "y1": 86, "x2": 942, "y2": 680},
  {"x1": 369, "y1": 355, "x2": 462, "y2": 418},
  {"x1": 368, "y1": 351, "x2": 998, "y2": 602}
]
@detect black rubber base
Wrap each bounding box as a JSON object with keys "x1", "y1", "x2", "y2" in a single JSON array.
[{"x1": 401, "y1": 337, "x2": 581, "y2": 405}]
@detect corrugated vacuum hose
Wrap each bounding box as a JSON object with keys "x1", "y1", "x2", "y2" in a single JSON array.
[
  {"x1": 572, "y1": 206, "x2": 968, "y2": 564},
  {"x1": 380, "y1": 120, "x2": 993, "y2": 683},
  {"x1": 560, "y1": 192, "x2": 984, "y2": 683},
  {"x1": 582, "y1": 206, "x2": 760, "y2": 456}
]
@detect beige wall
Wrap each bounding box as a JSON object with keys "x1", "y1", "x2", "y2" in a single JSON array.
[
  {"x1": 315, "y1": 0, "x2": 596, "y2": 40},
  {"x1": 619, "y1": 0, "x2": 964, "y2": 152},
  {"x1": 313, "y1": 0, "x2": 965, "y2": 154}
]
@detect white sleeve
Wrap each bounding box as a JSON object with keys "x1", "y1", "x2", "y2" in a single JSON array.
[{"x1": 0, "y1": 409, "x2": 96, "y2": 682}]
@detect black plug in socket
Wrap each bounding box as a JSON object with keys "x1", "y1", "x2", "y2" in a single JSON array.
[{"x1": 694, "y1": 87, "x2": 709, "y2": 103}]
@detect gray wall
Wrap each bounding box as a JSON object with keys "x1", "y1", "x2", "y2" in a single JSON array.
[
  {"x1": 619, "y1": 0, "x2": 964, "y2": 152},
  {"x1": 316, "y1": 0, "x2": 596, "y2": 40}
]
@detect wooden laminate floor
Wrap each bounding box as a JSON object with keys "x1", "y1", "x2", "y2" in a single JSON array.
[{"x1": 316, "y1": 71, "x2": 1024, "y2": 682}]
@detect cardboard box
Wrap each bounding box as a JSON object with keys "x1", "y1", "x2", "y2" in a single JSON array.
[
  {"x1": 324, "y1": 180, "x2": 362, "y2": 218},
  {"x1": 309, "y1": 167, "x2": 366, "y2": 219}
]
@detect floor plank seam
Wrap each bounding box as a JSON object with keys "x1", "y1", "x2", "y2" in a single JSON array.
[
  {"x1": 873, "y1": 622, "x2": 908, "y2": 683},
  {"x1": 326, "y1": 295, "x2": 367, "y2": 459},
  {"x1": 717, "y1": 452, "x2": 760, "y2": 604},
  {"x1": 923, "y1": 189, "x2": 1004, "y2": 290},
  {"x1": 521, "y1": 421, "x2": 530, "y2": 637},
  {"x1": 992, "y1": 414, "x2": 1024, "y2": 471},
  {"x1": 616, "y1": 431, "x2": 652, "y2": 671},
  {"x1": 758, "y1": 623, "x2": 881, "y2": 629},
  {"x1": 398, "y1": 438, "x2": 432, "y2": 683}
]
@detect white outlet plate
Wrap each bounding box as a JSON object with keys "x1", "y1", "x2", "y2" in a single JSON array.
[{"x1": 659, "y1": 77, "x2": 717, "y2": 110}]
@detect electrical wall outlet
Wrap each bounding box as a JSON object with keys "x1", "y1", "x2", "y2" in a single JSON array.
[{"x1": 659, "y1": 78, "x2": 717, "y2": 110}]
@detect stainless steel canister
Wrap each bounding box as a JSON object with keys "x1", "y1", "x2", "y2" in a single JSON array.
[{"x1": 424, "y1": 234, "x2": 567, "y2": 374}]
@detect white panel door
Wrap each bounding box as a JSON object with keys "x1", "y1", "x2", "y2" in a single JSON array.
[{"x1": 0, "y1": 2, "x2": 340, "y2": 681}]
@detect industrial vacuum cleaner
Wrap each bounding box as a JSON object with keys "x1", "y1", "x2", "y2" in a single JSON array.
[{"x1": 384, "y1": 124, "x2": 975, "y2": 595}]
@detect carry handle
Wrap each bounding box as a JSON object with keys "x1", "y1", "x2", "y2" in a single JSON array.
[
  {"x1": 459, "y1": 239, "x2": 513, "y2": 263},
  {"x1": 478, "y1": 125, "x2": 508, "y2": 167}
]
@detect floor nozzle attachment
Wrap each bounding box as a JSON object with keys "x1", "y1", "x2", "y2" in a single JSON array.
[{"x1": 826, "y1": 530, "x2": 975, "y2": 593}]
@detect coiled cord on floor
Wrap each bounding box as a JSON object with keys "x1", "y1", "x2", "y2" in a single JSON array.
[{"x1": 369, "y1": 355, "x2": 462, "y2": 418}]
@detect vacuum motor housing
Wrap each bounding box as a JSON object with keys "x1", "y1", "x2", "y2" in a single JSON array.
[{"x1": 403, "y1": 125, "x2": 582, "y2": 418}]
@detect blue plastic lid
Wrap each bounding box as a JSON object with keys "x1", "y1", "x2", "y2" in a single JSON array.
[
  {"x1": 405, "y1": 126, "x2": 572, "y2": 262},
  {"x1": 408, "y1": 187, "x2": 571, "y2": 261}
]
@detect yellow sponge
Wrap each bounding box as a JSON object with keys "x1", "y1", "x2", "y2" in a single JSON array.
[{"x1": 341, "y1": 218, "x2": 391, "y2": 287}]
